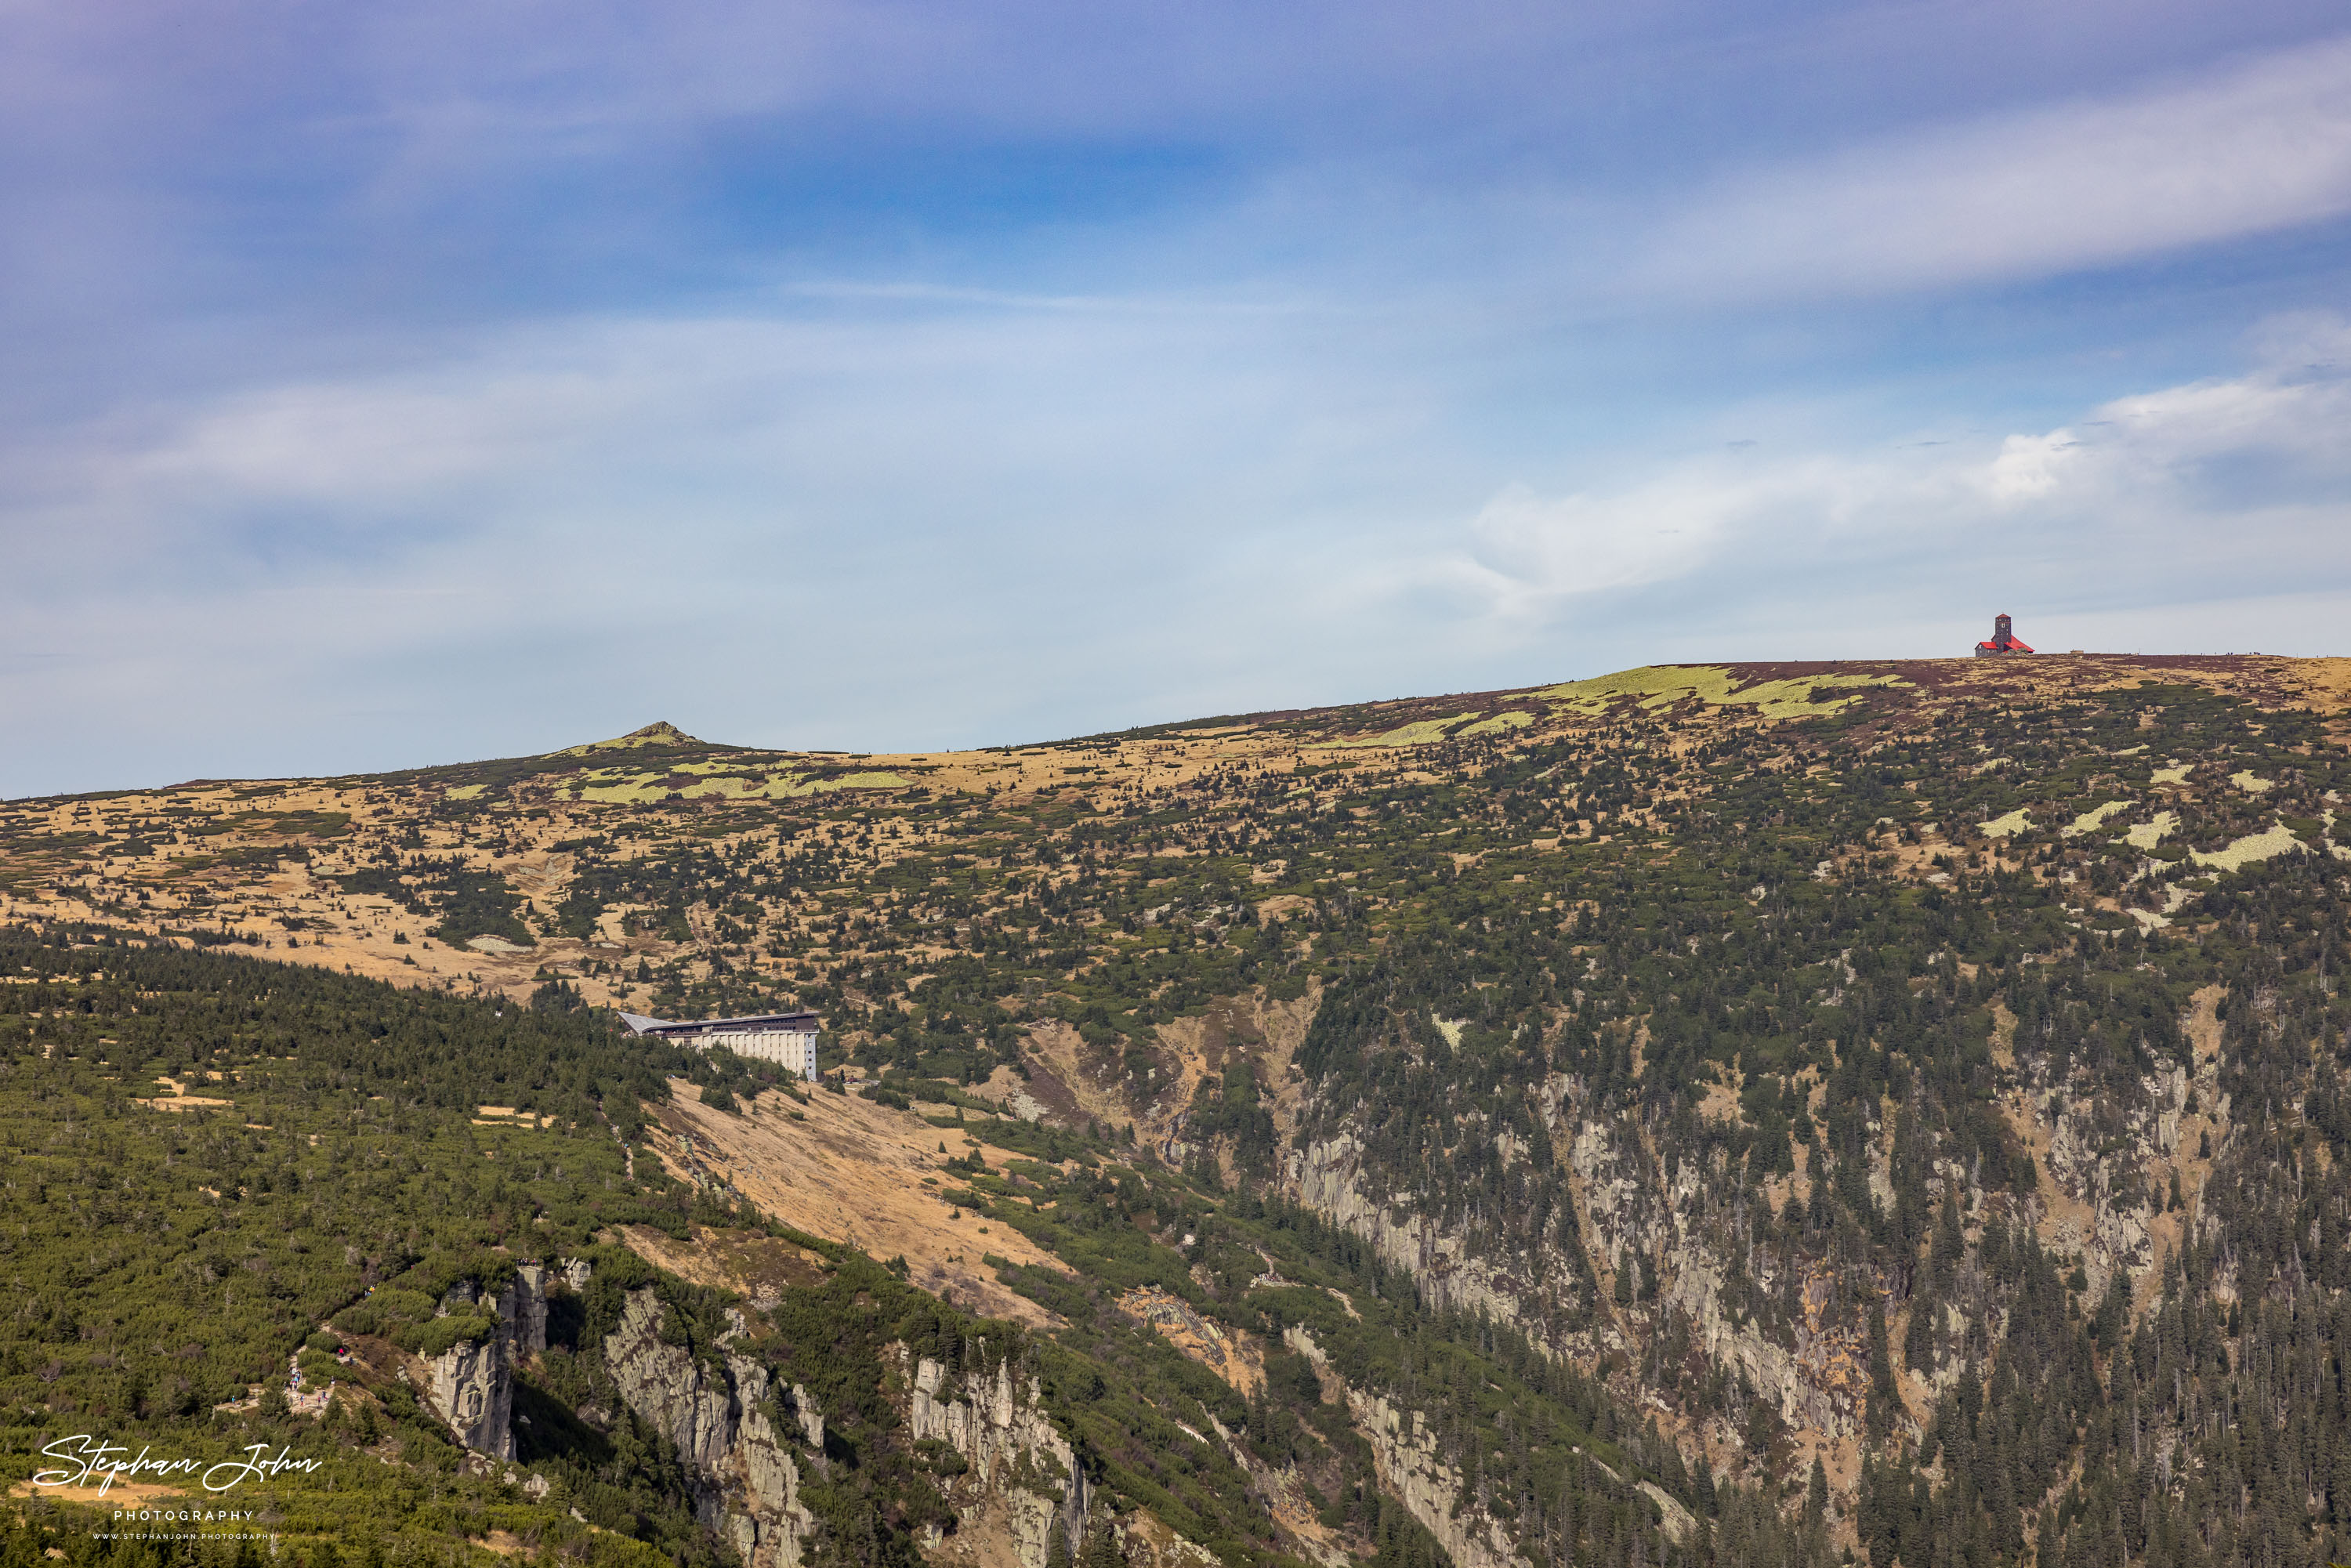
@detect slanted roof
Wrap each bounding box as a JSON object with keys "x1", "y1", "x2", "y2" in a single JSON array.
[{"x1": 620, "y1": 1009, "x2": 820, "y2": 1037}]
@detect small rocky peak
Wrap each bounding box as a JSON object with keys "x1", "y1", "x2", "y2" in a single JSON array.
[{"x1": 574, "y1": 720, "x2": 703, "y2": 752}]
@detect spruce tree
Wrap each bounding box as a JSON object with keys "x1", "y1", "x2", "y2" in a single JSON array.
[
  {"x1": 1866, "y1": 1298, "x2": 1897, "y2": 1442},
  {"x1": 1080, "y1": 1511, "x2": 1123, "y2": 1568}
]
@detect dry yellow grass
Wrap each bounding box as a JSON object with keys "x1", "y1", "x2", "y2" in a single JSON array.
[
  {"x1": 9, "y1": 654, "x2": 2350, "y2": 1022},
  {"x1": 2064, "y1": 801, "x2": 2132, "y2": 836},
  {"x1": 1533, "y1": 665, "x2": 1904, "y2": 719},
  {"x1": 645, "y1": 1080, "x2": 1071, "y2": 1327},
  {"x1": 9, "y1": 1478, "x2": 196, "y2": 1506},
  {"x1": 2189, "y1": 824, "x2": 2307, "y2": 873}
]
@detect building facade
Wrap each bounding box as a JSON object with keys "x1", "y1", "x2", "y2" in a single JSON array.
[
  {"x1": 1974, "y1": 613, "x2": 2035, "y2": 656},
  {"x1": 619, "y1": 1009, "x2": 821, "y2": 1081}
]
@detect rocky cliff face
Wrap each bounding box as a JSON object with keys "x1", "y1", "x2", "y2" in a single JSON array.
[
  {"x1": 1284, "y1": 1326, "x2": 1523, "y2": 1568},
  {"x1": 1284, "y1": 1097, "x2": 1919, "y2": 1494},
  {"x1": 413, "y1": 1262, "x2": 567, "y2": 1461},
  {"x1": 415, "y1": 1266, "x2": 559, "y2": 1460},
  {"x1": 2033, "y1": 1056, "x2": 2201, "y2": 1305},
  {"x1": 893, "y1": 1345, "x2": 1218, "y2": 1568},
  {"x1": 499, "y1": 1263, "x2": 550, "y2": 1356},
  {"x1": 897, "y1": 1345, "x2": 1085, "y2": 1568},
  {"x1": 1347, "y1": 1390, "x2": 1528, "y2": 1568},
  {"x1": 421, "y1": 1330, "x2": 514, "y2": 1460},
  {"x1": 407, "y1": 1261, "x2": 842, "y2": 1566},
  {"x1": 1286, "y1": 1129, "x2": 1534, "y2": 1330},
  {"x1": 600, "y1": 1286, "x2": 822, "y2": 1568},
  {"x1": 1277, "y1": 985, "x2": 2225, "y2": 1530}
]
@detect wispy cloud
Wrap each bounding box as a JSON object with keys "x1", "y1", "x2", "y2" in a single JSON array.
[
  {"x1": 7, "y1": 301, "x2": 2350, "y2": 795},
  {"x1": 0, "y1": 292, "x2": 1478, "y2": 788},
  {"x1": 1420, "y1": 317, "x2": 2351, "y2": 630},
  {"x1": 5, "y1": 2, "x2": 2351, "y2": 795},
  {"x1": 1640, "y1": 34, "x2": 2351, "y2": 299}
]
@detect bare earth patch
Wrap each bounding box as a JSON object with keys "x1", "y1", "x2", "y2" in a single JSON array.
[{"x1": 1121, "y1": 1286, "x2": 1264, "y2": 1393}]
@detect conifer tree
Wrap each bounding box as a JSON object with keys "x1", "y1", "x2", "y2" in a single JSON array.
[
  {"x1": 1080, "y1": 1512, "x2": 1123, "y2": 1568},
  {"x1": 1866, "y1": 1298, "x2": 1897, "y2": 1443}
]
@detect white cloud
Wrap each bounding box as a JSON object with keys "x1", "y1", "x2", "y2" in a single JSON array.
[
  {"x1": 6, "y1": 296, "x2": 2351, "y2": 798},
  {"x1": 1429, "y1": 320, "x2": 2351, "y2": 624},
  {"x1": 1643, "y1": 34, "x2": 2351, "y2": 299},
  {"x1": 1443, "y1": 469, "x2": 1795, "y2": 616},
  {"x1": 1986, "y1": 432, "x2": 2080, "y2": 503},
  {"x1": 0, "y1": 292, "x2": 1483, "y2": 791}
]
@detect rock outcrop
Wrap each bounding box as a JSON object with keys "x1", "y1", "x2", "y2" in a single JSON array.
[
  {"x1": 896, "y1": 1345, "x2": 1087, "y2": 1568},
  {"x1": 1348, "y1": 1392, "x2": 1523, "y2": 1568},
  {"x1": 1284, "y1": 1327, "x2": 1523, "y2": 1568},
  {"x1": 888, "y1": 1345, "x2": 1210, "y2": 1568},
  {"x1": 600, "y1": 1287, "x2": 820, "y2": 1568},
  {"x1": 414, "y1": 1260, "x2": 567, "y2": 1460},
  {"x1": 1284, "y1": 1094, "x2": 1875, "y2": 1513},
  {"x1": 1287, "y1": 1131, "x2": 1534, "y2": 1327},
  {"x1": 422, "y1": 1329, "x2": 513, "y2": 1459},
  {"x1": 500, "y1": 1263, "x2": 549, "y2": 1356},
  {"x1": 1277, "y1": 979, "x2": 2221, "y2": 1546}
]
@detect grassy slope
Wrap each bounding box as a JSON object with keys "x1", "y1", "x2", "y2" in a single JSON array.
[{"x1": 6, "y1": 654, "x2": 2351, "y2": 1568}]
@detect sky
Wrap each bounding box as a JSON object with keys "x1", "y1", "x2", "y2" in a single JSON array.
[{"x1": 8, "y1": 0, "x2": 2351, "y2": 796}]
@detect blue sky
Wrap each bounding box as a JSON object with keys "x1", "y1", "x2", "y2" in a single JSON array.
[{"x1": 8, "y1": 0, "x2": 2351, "y2": 795}]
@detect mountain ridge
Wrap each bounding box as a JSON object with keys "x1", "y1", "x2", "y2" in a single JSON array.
[
  {"x1": 6, "y1": 650, "x2": 2351, "y2": 1567},
  {"x1": 56, "y1": 651, "x2": 2344, "y2": 806}
]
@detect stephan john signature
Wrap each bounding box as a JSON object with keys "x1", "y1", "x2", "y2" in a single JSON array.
[{"x1": 33, "y1": 1434, "x2": 324, "y2": 1494}]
